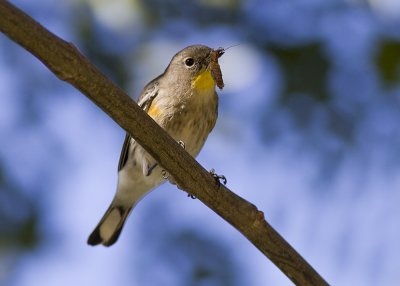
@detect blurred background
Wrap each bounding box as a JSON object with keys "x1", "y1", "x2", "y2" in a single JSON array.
[{"x1": 1, "y1": 0, "x2": 400, "y2": 285}]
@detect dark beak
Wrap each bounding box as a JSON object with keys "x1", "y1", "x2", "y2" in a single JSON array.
[{"x1": 216, "y1": 47, "x2": 225, "y2": 58}]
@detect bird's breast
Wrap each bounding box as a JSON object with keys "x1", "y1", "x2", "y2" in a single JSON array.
[{"x1": 165, "y1": 90, "x2": 218, "y2": 156}]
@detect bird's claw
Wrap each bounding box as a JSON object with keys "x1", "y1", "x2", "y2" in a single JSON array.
[
  {"x1": 187, "y1": 194, "x2": 196, "y2": 199},
  {"x1": 209, "y1": 168, "x2": 227, "y2": 187},
  {"x1": 162, "y1": 170, "x2": 181, "y2": 188},
  {"x1": 161, "y1": 169, "x2": 169, "y2": 180},
  {"x1": 178, "y1": 140, "x2": 185, "y2": 149}
]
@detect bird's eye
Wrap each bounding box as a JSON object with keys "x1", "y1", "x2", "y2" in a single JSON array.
[{"x1": 185, "y1": 58, "x2": 194, "y2": 67}]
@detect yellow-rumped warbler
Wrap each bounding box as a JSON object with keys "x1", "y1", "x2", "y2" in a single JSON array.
[{"x1": 88, "y1": 45, "x2": 224, "y2": 246}]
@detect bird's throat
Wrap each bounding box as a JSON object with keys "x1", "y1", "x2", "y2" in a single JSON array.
[{"x1": 192, "y1": 69, "x2": 215, "y2": 91}]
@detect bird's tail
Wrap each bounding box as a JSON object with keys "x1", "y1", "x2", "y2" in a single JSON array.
[{"x1": 87, "y1": 203, "x2": 132, "y2": 247}]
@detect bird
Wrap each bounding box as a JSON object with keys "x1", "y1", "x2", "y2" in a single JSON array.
[{"x1": 87, "y1": 44, "x2": 225, "y2": 246}]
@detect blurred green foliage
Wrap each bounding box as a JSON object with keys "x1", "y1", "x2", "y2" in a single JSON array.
[
  {"x1": 270, "y1": 43, "x2": 330, "y2": 103},
  {"x1": 375, "y1": 40, "x2": 400, "y2": 87},
  {"x1": 139, "y1": 0, "x2": 241, "y2": 26}
]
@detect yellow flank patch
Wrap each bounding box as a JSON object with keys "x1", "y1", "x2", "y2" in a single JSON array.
[
  {"x1": 147, "y1": 104, "x2": 160, "y2": 118},
  {"x1": 192, "y1": 69, "x2": 215, "y2": 91}
]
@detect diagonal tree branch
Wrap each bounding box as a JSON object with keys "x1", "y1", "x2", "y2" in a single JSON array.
[{"x1": 0, "y1": 1, "x2": 328, "y2": 285}]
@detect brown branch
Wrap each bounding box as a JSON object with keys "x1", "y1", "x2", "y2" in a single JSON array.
[{"x1": 0, "y1": 1, "x2": 328, "y2": 285}]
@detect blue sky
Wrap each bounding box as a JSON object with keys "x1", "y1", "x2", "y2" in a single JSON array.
[{"x1": 1, "y1": 0, "x2": 400, "y2": 285}]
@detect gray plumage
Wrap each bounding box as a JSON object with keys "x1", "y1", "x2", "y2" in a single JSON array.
[{"x1": 88, "y1": 45, "x2": 221, "y2": 246}]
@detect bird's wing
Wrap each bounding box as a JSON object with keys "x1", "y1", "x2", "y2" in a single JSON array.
[
  {"x1": 137, "y1": 78, "x2": 160, "y2": 111},
  {"x1": 117, "y1": 133, "x2": 132, "y2": 171},
  {"x1": 117, "y1": 79, "x2": 160, "y2": 172}
]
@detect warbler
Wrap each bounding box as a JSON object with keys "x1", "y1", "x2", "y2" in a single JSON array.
[{"x1": 88, "y1": 44, "x2": 225, "y2": 246}]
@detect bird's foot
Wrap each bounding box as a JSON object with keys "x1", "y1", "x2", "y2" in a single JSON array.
[
  {"x1": 177, "y1": 140, "x2": 185, "y2": 149},
  {"x1": 161, "y1": 169, "x2": 170, "y2": 180},
  {"x1": 210, "y1": 168, "x2": 227, "y2": 187}
]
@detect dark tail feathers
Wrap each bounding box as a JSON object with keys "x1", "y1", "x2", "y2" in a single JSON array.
[{"x1": 87, "y1": 205, "x2": 131, "y2": 247}]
